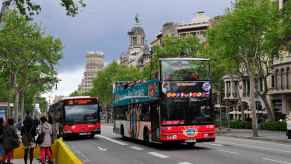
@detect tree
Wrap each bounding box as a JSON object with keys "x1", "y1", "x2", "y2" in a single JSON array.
[
  {"x1": 149, "y1": 36, "x2": 203, "y2": 72},
  {"x1": 0, "y1": 11, "x2": 62, "y2": 120},
  {"x1": 147, "y1": 35, "x2": 236, "y2": 87},
  {"x1": 208, "y1": 0, "x2": 281, "y2": 136},
  {"x1": 90, "y1": 62, "x2": 143, "y2": 105},
  {"x1": 0, "y1": 0, "x2": 85, "y2": 20},
  {"x1": 70, "y1": 90, "x2": 81, "y2": 96}
]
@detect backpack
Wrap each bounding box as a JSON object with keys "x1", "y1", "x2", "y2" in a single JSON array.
[{"x1": 3, "y1": 126, "x2": 20, "y2": 151}]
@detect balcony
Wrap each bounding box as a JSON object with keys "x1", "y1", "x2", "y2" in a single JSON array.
[{"x1": 273, "y1": 55, "x2": 291, "y2": 66}]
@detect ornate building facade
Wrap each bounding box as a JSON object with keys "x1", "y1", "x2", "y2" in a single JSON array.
[
  {"x1": 150, "y1": 11, "x2": 211, "y2": 48},
  {"x1": 119, "y1": 16, "x2": 151, "y2": 67}
]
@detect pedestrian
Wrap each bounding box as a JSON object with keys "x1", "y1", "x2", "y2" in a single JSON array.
[
  {"x1": 3, "y1": 118, "x2": 20, "y2": 164},
  {"x1": 0, "y1": 118, "x2": 5, "y2": 164},
  {"x1": 21, "y1": 114, "x2": 37, "y2": 164},
  {"x1": 38, "y1": 116, "x2": 53, "y2": 164},
  {"x1": 16, "y1": 118, "x2": 22, "y2": 131}
]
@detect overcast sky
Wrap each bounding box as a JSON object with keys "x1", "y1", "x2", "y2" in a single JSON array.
[{"x1": 3, "y1": 0, "x2": 233, "y2": 97}]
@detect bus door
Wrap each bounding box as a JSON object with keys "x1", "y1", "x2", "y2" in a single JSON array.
[{"x1": 150, "y1": 102, "x2": 160, "y2": 141}]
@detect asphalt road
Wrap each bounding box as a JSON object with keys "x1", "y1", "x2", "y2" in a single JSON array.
[{"x1": 66, "y1": 125, "x2": 291, "y2": 164}]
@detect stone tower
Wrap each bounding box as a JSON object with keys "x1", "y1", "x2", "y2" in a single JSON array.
[{"x1": 128, "y1": 15, "x2": 145, "y2": 49}]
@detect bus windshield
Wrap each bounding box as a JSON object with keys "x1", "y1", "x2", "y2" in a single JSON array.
[
  {"x1": 161, "y1": 60, "x2": 209, "y2": 81},
  {"x1": 64, "y1": 104, "x2": 99, "y2": 123},
  {"x1": 161, "y1": 98, "x2": 213, "y2": 125}
]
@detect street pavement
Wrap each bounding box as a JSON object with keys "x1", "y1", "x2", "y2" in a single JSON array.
[
  {"x1": 218, "y1": 128, "x2": 291, "y2": 143},
  {"x1": 66, "y1": 124, "x2": 291, "y2": 164}
]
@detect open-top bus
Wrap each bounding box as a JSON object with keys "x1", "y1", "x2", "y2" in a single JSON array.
[
  {"x1": 48, "y1": 96, "x2": 101, "y2": 138},
  {"x1": 113, "y1": 58, "x2": 215, "y2": 145}
]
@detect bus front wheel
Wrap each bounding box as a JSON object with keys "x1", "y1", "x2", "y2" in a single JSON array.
[{"x1": 288, "y1": 130, "x2": 291, "y2": 139}]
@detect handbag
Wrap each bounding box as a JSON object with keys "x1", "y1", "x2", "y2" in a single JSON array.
[
  {"x1": 22, "y1": 127, "x2": 33, "y2": 146},
  {"x1": 36, "y1": 132, "x2": 45, "y2": 145}
]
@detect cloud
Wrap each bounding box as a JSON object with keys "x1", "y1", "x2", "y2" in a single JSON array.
[
  {"x1": 33, "y1": 0, "x2": 232, "y2": 72},
  {"x1": 43, "y1": 66, "x2": 84, "y2": 99}
]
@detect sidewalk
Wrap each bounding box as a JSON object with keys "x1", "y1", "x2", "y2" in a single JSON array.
[
  {"x1": 217, "y1": 128, "x2": 291, "y2": 143},
  {"x1": 14, "y1": 159, "x2": 38, "y2": 164}
]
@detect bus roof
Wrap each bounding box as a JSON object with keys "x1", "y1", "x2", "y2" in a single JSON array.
[
  {"x1": 61, "y1": 96, "x2": 97, "y2": 101},
  {"x1": 159, "y1": 58, "x2": 209, "y2": 61}
]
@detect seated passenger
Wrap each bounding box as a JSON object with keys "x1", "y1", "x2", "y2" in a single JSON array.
[{"x1": 190, "y1": 72, "x2": 199, "y2": 81}]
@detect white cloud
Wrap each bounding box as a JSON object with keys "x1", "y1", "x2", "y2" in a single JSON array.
[{"x1": 42, "y1": 66, "x2": 84, "y2": 101}]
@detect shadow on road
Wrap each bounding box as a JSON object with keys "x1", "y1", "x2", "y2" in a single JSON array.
[{"x1": 119, "y1": 137, "x2": 211, "y2": 151}]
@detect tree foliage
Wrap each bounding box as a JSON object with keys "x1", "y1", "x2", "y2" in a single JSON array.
[
  {"x1": 0, "y1": 11, "x2": 62, "y2": 118},
  {"x1": 89, "y1": 62, "x2": 143, "y2": 105},
  {"x1": 1, "y1": 0, "x2": 86, "y2": 19},
  {"x1": 207, "y1": 0, "x2": 282, "y2": 135},
  {"x1": 149, "y1": 36, "x2": 204, "y2": 72},
  {"x1": 147, "y1": 35, "x2": 236, "y2": 88}
]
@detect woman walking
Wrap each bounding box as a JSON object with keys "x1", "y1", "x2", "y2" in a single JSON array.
[
  {"x1": 21, "y1": 115, "x2": 37, "y2": 164},
  {"x1": 38, "y1": 116, "x2": 53, "y2": 164},
  {"x1": 3, "y1": 118, "x2": 19, "y2": 164}
]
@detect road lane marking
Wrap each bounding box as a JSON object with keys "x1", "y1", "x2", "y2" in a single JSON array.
[
  {"x1": 216, "y1": 149, "x2": 239, "y2": 155},
  {"x1": 130, "y1": 146, "x2": 144, "y2": 151},
  {"x1": 97, "y1": 135, "x2": 129, "y2": 146},
  {"x1": 218, "y1": 141, "x2": 291, "y2": 154},
  {"x1": 148, "y1": 152, "x2": 169, "y2": 159},
  {"x1": 177, "y1": 162, "x2": 193, "y2": 164},
  {"x1": 262, "y1": 157, "x2": 291, "y2": 164},
  {"x1": 90, "y1": 142, "x2": 108, "y2": 151},
  {"x1": 97, "y1": 146, "x2": 107, "y2": 151},
  {"x1": 208, "y1": 143, "x2": 224, "y2": 147}
]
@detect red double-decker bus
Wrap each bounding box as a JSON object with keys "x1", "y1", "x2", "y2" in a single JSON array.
[
  {"x1": 49, "y1": 96, "x2": 101, "y2": 138},
  {"x1": 113, "y1": 58, "x2": 215, "y2": 146}
]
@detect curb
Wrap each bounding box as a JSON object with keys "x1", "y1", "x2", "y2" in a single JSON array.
[{"x1": 218, "y1": 134, "x2": 291, "y2": 144}]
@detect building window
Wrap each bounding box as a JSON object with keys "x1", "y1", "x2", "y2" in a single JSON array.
[
  {"x1": 247, "y1": 79, "x2": 250, "y2": 96},
  {"x1": 275, "y1": 69, "x2": 279, "y2": 89},
  {"x1": 233, "y1": 81, "x2": 239, "y2": 97},
  {"x1": 271, "y1": 75, "x2": 275, "y2": 88},
  {"x1": 243, "y1": 79, "x2": 246, "y2": 97},
  {"x1": 281, "y1": 68, "x2": 284, "y2": 90},
  {"x1": 226, "y1": 81, "x2": 231, "y2": 97},
  {"x1": 132, "y1": 36, "x2": 137, "y2": 46},
  {"x1": 287, "y1": 67, "x2": 290, "y2": 89}
]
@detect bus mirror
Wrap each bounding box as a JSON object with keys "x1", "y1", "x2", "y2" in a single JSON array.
[{"x1": 99, "y1": 105, "x2": 102, "y2": 112}]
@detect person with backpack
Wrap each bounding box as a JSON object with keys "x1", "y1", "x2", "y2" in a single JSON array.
[
  {"x1": 3, "y1": 118, "x2": 19, "y2": 164},
  {"x1": 21, "y1": 114, "x2": 37, "y2": 164},
  {"x1": 37, "y1": 116, "x2": 53, "y2": 164}
]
